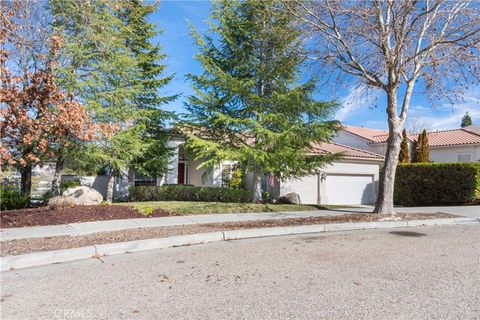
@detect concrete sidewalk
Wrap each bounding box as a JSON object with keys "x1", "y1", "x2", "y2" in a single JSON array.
[
  {"x1": 0, "y1": 210, "x2": 347, "y2": 241},
  {"x1": 1, "y1": 205, "x2": 478, "y2": 241}
]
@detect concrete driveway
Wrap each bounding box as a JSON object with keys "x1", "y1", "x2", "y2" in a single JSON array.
[{"x1": 1, "y1": 224, "x2": 479, "y2": 320}]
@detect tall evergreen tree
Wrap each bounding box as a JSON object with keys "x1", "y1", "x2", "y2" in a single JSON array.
[
  {"x1": 412, "y1": 132, "x2": 423, "y2": 163},
  {"x1": 398, "y1": 129, "x2": 410, "y2": 163},
  {"x1": 461, "y1": 112, "x2": 473, "y2": 128},
  {"x1": 419, "y1": 129, "x2": 430, "y2": 162},
  {"x1": 412, "y1": 129, "x2": 430, "y2": 163},
  {"x1": 122, "y1": 0, "x2": 177, "y2": 179},
  {"x1": 51, "y1": 0, "x2": 175, "y2": 200},
  {"x1": 411, "y1": 139, "x2": 419, "y2": 163},
  {"x1": 183, "y1": 0, "x2": 339, "y2": 202},
  {"x1": 51, "y1": 0, "x2": 144, "y2": 199}
]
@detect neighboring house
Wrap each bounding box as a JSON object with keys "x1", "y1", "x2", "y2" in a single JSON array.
[
  {"x1": 334, "y1": 125, "x2": 480, "y2": 163},
  {"x1": 333, "y1": 125, "x2": 389, "y2": 155}
]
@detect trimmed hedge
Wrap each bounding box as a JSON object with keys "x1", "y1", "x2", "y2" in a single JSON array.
[
  {"x1": 394, "y1": 163, "x2": 480, "y2": 206},
  {"x1": 128, "y1": 185, "x2": 252, "y2": 203}
]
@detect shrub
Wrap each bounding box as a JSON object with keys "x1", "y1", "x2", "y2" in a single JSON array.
[
  {"x1": 0, "y1": 188, "x2": 30, "y2": 210},
  {"x1": 128, "y1": 185, "x2": 252, "y2": 203},
  {"x1": 394, "y1": 163, "x2": 480, "y2": 206},
  {"x1": 133, "y1": 203, "x2": 155, "y2": 216}
]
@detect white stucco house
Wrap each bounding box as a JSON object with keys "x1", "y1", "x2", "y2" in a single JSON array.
[
  {"x1": 115, "y1": 133, "x2": 385, "y2": 205},
  {"x1": 110, "y1": 124, "x2": 479, "y2": 205},
  {"x1": 336, "y1": 125, "x2": 480, "y2": 163}
]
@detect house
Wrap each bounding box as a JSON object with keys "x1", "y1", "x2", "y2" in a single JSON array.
[
  {"x1": 113, "y1": 134, "x2": 236, "y2": 199},
  {"x1": 109, "y1": 133, "x2": 385, "y2": 205},
  {"x1": 277, "y1": 142, "x2": 384, "y2": 205},
  {"x1": 334, "y1": 125, "x2": 480, "y2": 163},
  {"x1": 64, "y1": 124, "x2": 480, "y2": 204}
]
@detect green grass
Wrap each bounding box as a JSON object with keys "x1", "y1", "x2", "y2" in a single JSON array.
[{"x1": 118, "y1": 201, "x2": 359, "y2": 216}]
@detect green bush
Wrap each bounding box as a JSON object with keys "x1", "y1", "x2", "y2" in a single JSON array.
[
  {"x1": 128, "y1": 185, "x2": 252, "y2": 203},
  {"x1": 0, "y1": 188, "x2": 30, "y2": 210},
  {"x1": 60, "y1": 179, "x2": 81, "y2": 193},
  {"x1": 394, "y1": 163, "x2": 480, "y2": 206}
]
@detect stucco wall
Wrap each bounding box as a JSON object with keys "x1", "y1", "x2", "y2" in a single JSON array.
[
  {"x1": 165, "y1": 138, "x2": 184, "y2": 184},
  {"x1": 333, "y1": 131, "x2": 370, "y2": 150},
  {"x1": 430, "y1": 145, "x2": 480, "y2": 163},
  {"x1": 188, "y1": 159, "x2": 212, "y2": 186}
]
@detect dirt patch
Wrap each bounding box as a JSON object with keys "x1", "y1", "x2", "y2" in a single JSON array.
[
  {"x1": 0, "y1": 212, "x2": 456, "y2": 256},
  {"x1": 0, "y1": 205, "x2": 177, "y2": 228}
]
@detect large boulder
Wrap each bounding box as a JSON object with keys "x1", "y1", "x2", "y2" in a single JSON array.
[
  {"x1": 279, "y1": 192, "x2": 301, "y2": 205},
  {"x1": 47, "y1": 196, "x2": 76, "y2": 209},
  {"x1": 61, "y1": 186, "x2": 103, "y2": 205}
]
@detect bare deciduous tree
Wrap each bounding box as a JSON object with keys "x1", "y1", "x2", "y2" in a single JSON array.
[{"x1": 292, "y1": 0, "x2": 480, "y2": 214}]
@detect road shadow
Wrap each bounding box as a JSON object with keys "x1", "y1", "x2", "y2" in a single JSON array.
[{"x1": 389, "y1": 231, "x2": 427, "y2": 237}]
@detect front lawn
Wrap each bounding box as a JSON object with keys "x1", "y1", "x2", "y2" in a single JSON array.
[{"x1": 119, "y1": 201, "x2": 333, "y2": 215}]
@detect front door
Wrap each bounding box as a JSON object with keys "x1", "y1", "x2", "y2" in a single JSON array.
[{"x1": 177, "y1": 162, "x2": 185, "y2": 184}]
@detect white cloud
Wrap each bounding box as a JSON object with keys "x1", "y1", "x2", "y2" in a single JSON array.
[{"x1": 407, "y1": 86, "x2": 480, "y2": 130}]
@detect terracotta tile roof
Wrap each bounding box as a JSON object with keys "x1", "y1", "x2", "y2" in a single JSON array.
[
  {"x1": 369, "y1": 128, "x2": 480, "y2": 147},
  {"x1": 309, "y1": 142, "x2": 384, "y2": 161},
  {"x1": 342, "y1": 125, "x2": 388, "y2": 142}
]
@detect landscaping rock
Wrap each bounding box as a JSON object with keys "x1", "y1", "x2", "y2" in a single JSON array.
[
  {"x1": 47, "y1": 196, "x2": 77, "y2": 210},
  {"x1": 279, "y1": 192, "x2": 301, "y2": 204},
  {"x1": 62, "y1": 186, "x2": 103, "y2": 205}
]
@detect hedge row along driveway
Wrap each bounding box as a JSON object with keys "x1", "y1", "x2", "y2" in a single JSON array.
[{"x1": 394, "y1": 163, "x2": 480, "y2": 206}]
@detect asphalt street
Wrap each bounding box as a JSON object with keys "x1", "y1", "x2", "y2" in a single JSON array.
[{"x1": 1, "y1": 224, "x2": 479, "y2": 320}]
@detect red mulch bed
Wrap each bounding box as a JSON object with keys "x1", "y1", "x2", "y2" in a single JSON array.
[{"x1": 0, "y1": 205, "x2": 177, "y2": 229}]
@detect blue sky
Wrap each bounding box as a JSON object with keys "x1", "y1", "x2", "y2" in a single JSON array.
[{"x1": 153, "y1": 1, "x2": 479, "y2": 131}]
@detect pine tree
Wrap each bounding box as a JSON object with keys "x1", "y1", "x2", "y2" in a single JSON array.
[
  {"x1": 51, "y1": 0, "x2": 143, "y2": 199},
  {"x1": 183, "y1": 0, "x2": 339, "y2": 202},
  {"x1": 398, "y1": 129, "x2": 410, "y2": 163},
  {"x1": 122, "y1": 0, "x2": 177, "y2": 111},
  {"x1": 122, "y1": 0, "x2": 177, "y2": 179},
  {"x1": 412, "y1": 133, "x2": 422, "y2": 163},
  {"x1": 461, "y1": 112, "x2": 473, "y2": 128},
  {"x1": 412, "y1": 129, "x2": 430, "y2": 163},
  {"x1": 411, "y1": 139, "x2": 419, "y2": 163},
  {"x1": 419, "y1": 129, "x2": 430, "y2": 162}
]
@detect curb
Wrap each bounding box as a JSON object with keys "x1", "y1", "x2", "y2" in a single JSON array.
[{"x1": 1, "y1": 217, "x2": 478, "y2": 272}]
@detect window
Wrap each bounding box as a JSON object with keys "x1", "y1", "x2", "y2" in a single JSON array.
[
  {"x1": 134, "y1": 172, "x2": 157, "y2": 186},
  {"x1": 457, "y1": 154, "x2": 472, "y2": 162}
]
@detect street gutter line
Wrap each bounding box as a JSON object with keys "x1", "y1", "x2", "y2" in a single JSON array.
[{"x1": 1, "y1": 217, "x2": 478, "y2": 272}]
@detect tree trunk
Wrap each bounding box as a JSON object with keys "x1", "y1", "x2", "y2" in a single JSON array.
[
  {"x1": 374, "y1": 90, "x2": 402, "y2": 214},
  {"x1": 20, "y1": 164, "x2": 32, "y2": 196},
  {"x1": 51, "y1": 156, "x2": 64, "y2": 196},
  {"x1": 252, "y1": 165, "x2": 262, "y2": 203},
  {"x1": 105, "y1": 171, "x2": 115, "y2": 202}
]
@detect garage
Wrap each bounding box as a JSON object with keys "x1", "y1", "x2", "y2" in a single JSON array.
[
  {"x1": 279, "y1": 142, "x2": 384, "y2": 205},
  {"x1": 325, "y1": 174, "x2": 375, "y2": 205}
]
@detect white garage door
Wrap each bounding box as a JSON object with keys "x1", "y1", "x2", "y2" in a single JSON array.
[{"x1": 326, "y1": 174, "x2": 374, "y2": 205}]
